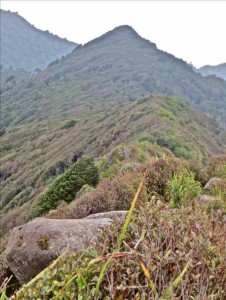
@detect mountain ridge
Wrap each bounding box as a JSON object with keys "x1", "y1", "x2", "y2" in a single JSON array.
[
  {"x1": 0, "y1": 94, "x2": 224, "y2": 216},
  {"x1": 82, "y1": 25, "x2": 156, "y2": 48},
  {"x1": 2, "y1": 24, "x2": 226, "y2": 129},
  {"x1": 197, "y1": 63, "x2": 226, "y2": 81},
  {"x1": 0, "y1": 10, "x2": 77, "y2": 71}
]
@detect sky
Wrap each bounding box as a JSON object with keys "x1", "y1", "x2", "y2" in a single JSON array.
[{"x1": 1, "y1": 0, "x2": 226, "y2": 68}]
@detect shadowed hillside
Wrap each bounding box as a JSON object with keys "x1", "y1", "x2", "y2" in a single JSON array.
[
  {"x1": 1, "y1": 25, "x2": 226, "y2": 129},
  {"x1": 0, "y1": 10, "x2": 77, "y2": 71}
]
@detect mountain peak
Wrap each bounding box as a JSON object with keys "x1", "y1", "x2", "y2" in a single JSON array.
[
  {"x1": 82, "y1": 24, "x2": 155, "y2": 50},
  {"x1": 112, "y1": 24, "x2": 137, "y2": 33}
]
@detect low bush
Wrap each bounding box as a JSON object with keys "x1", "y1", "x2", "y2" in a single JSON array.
[
  {"x1": 47, "y1": 172, "x2": 142, "y2": 219},
  {"x1": 166, "y1": 171, "x2": 202, "y2": 208},
  {"x1": 145, "y1": 157, "x2": 184, "y2": 198},
  {"x1": 60, "y1": 119, "x2": 77, "y2": 130},
  {"x1": 37, "y1": 157, "x2": 99, "y2": 216},
  {"x1": 207, "y1": 154, "x2": 226, "y2": 178},
  {"x1": 207, "y1": 179, "x2": 226, "y2": 210}
]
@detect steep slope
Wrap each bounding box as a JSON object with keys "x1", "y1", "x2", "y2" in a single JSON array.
[
  {"x1": 198, "y1": 63, "x2": 226, "y2": 81},
  {"x1": 0, "y1": 66, "x2": 30, "y2": 88},
  {"x1": 0, "y1": 95, "x2": 224, "y2": 217},
  {"x1": 1, "y1": 25, "x2": 226, "y2": 129},
  {"x1": 0, "y1": 10, "x2": 77, "y2": 71}
]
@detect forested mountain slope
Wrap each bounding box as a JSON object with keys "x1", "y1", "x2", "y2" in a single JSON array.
[
  {"x1": 198, "y1": 63, "x2": 226, "y2": 81},
  {"x1": 1, "y1": 25, "x2": 226, "y2": 129},
  {"x1": 0, "y1": 66, "x2": 30, "y2": 88},
  {"x1": 0, "y1": 10, "x2": 77, "y2": 71}
]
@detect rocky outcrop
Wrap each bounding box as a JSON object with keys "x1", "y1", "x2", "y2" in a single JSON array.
[
  {"x1": 197, "y1": 194, "x2": 216, "y2": 204},
  {"x1": 85, "y1": 210, "x2": 128, "y2": 220},
  {"x1": 204, "y1": 178, "x2": 222, "y2": 190},
  {"x1": 5, "y1": 217, "x2": 114, "y2": 284}
]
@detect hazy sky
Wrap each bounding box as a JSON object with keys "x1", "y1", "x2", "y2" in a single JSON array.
[{"x1": 1, "y1": 0, "x2": 226, "y2": 68}]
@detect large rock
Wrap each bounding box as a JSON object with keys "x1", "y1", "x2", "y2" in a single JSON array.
[
  {"x1": 85, "y1": 210, "x2": 128, "y2": 220},
  {"x1": 5, "y1": 217, "x2": 113, "y2": 284},
  {"x1": 197, "y1": 194, "x2": 216, "y2": 204},
  {"x1": 204, "y1": 177, "x2": 222, "y2": 190}
]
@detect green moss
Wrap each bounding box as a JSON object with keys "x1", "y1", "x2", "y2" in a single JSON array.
[
  {"x1": 37, "y1": 235, "x2": 49, "y2": 250},
  {"x1": 16, "y1": 234, "x2": 24, "y2": 247}
]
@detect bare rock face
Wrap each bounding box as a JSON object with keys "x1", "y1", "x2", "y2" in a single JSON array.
[
  {"x1": 5, "y1": 217, "x2": 112, "y2": 284},
  {"x1": 204, "y1": 178, "x2": 222, "y2": 190}
]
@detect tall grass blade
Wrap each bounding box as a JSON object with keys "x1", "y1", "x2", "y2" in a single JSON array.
[
  {"x1": 138, "y1": 257, "x2": 157, "y2": 295},
  {"x1": 160, "y1": 261, "x2": 190, "y2": 299},
  {"x1": 94, "y1": 171, "x2": 147, "y2": 296}
]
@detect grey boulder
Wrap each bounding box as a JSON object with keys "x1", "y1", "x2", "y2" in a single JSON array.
[
  {"x1": 5, "y1": 217, "x2": 112, "y2": 284},
  {"x1": 197, "y1": 194, "x2": 216, "y2": 204},
  {"x1": 85, "y1": 210, "x2": 128, "y2": 220},
  {"x1": 204, "y1": 177, "x2": 222, "y2": 190}
]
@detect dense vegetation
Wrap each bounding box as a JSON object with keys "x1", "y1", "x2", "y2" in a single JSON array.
[
  {"x1": 0, "y1": 66, "x2": 30, "y2": 88},
  {"x1": 37, "y1": 156, "x2": 99, "y2": 216},
  {"x1": 0, "y1": 10, "x2": 77, "y2": 71},
  {"x1": 197, "y1": 63, "x2": 226, "y2": 81},
  {"x1": 1, "y1": 25, "x2": 226, "y2": 129},
  {"x1": 2, "y1": 155, "x2": 225, "y2": 299},
  {"x1": 1, "y1": 19, "x2": 226, "y2": 298},
  {"x1": 0, "y1": 95, "x2": 224, "y2": 220}
]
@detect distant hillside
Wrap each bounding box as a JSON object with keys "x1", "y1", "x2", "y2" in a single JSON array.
[
  {"x1": 1, "y1": 25, "x2": 226, "y2": 129},
  {"x1": 197, "y1": 63, "x2": 226, "y2": 81},
  {"x1": 0, "y1": 10, "x2": 77, "y2": 71},
  {"x1": 0, "y1": 95, "x2": 224, "y2": 217},
  {"x1": 0, "y1": 66, "x2": 30, "y2": 88}
]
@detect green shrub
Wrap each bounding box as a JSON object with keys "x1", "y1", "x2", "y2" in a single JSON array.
[
  {"x1": 60, "y1": 119, "x2": 77, "y2": 130},
  {"x1": 208, "y1": 179, "x2": 226, "y2": 210},
  {"x1": 155, "y1": 108, "x2": 175, "y2": 121},
  {"x1": 47, "y1": 172, "x2": 141, "y2": 220},
  {"x1": 145, "y1": 157, "x2": 183, "y2": 198},
  {"x1": 207, "y1": 155, "x2": 226, "y2": 178},
  {"x1": 167, "y1": 171, "x2": 202, "y2": 208},
  {"x1": 37, "y1": 157, "x2": 99, "y2": 216},
  {"x1": 73, "y1": 173, "x2": 138, "y2": 218}
]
